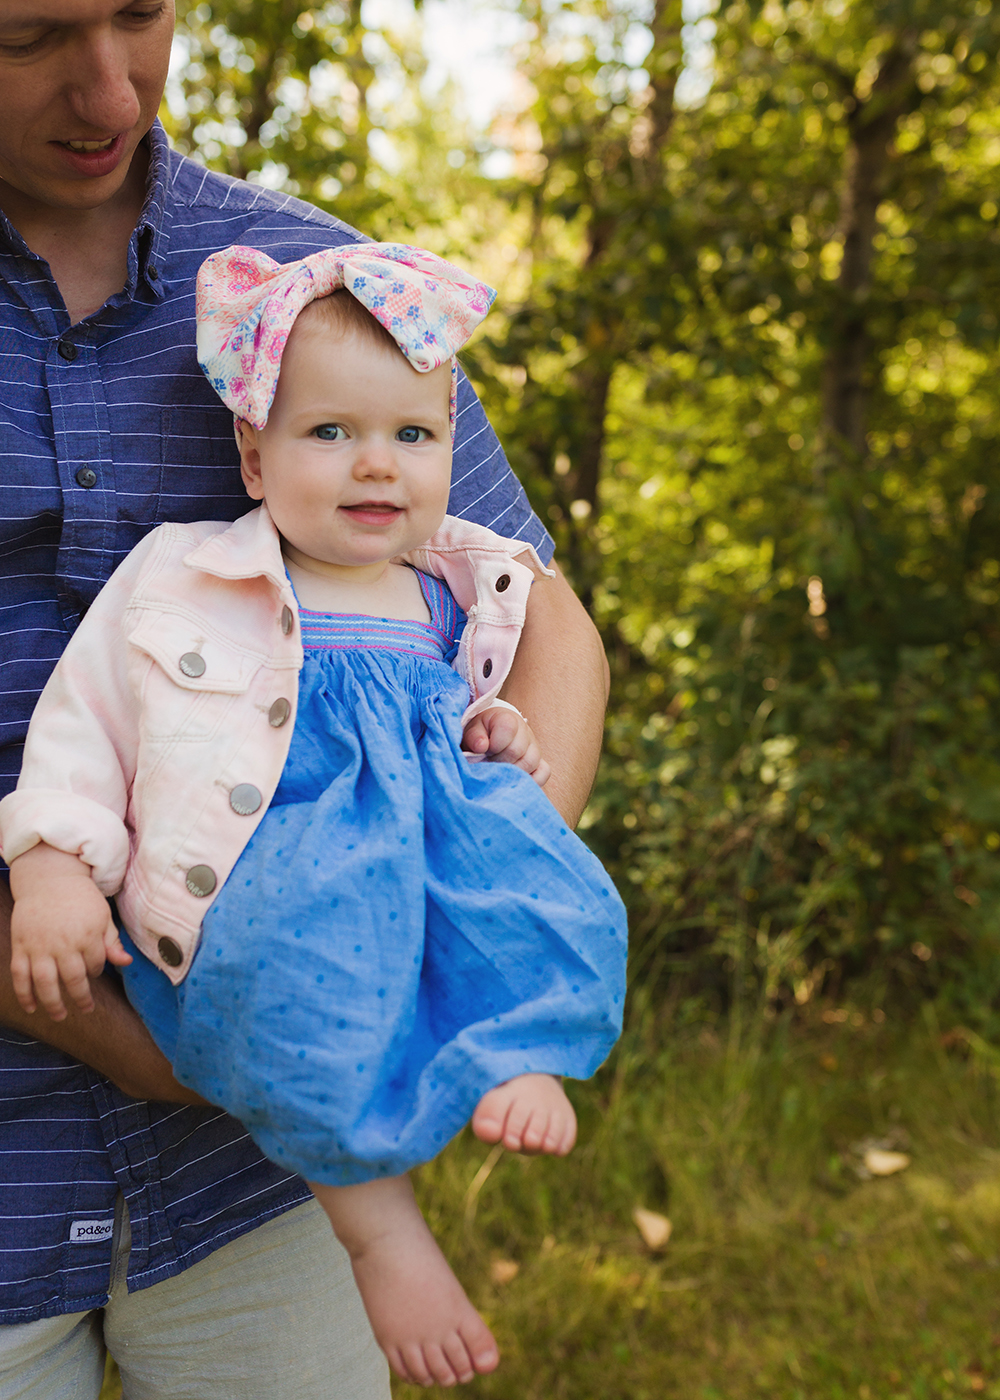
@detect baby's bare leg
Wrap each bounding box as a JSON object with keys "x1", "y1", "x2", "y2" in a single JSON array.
[
  {"x1": 309, "y1": 1174, "x2": 498, "y2": 1388},
  {"x1": 472, "y1": 1073, "x2": 577, "y2": 1155}
]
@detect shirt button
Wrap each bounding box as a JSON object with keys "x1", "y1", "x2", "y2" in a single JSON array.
[
  {"x1": 281, "y1": 605, "x2": 294, "y2": 635},
  {"x1": 185, "y1": 864, "x2": 217, "y2": 897},
  {"x1": 495, "y1": 574, "x2": 511, "y2": 592},
  {"x1": 158, "y1": 936, "x2": 183, "y2": 968},
  {"x1": 75, "y1": 466, "x2": 98, "y2": 489},
  {"x1": 57, "y1": 339, "x2": 78, "y2": 362},
  {"x1": 230, "y1": 783, "x2": 262, "y2": 816},
  {"x1": 482, "y1": 658, "x2": 493, "y2": 679},
  {"x1": 268, "y1": 697, "x2": 291, "y2": 727},
  {"x1": 148, "y1": 265, "x2": 159, "y2": 281},
  {"x1": 179, "y1": 652, "x2": 206, "y2": 678}
]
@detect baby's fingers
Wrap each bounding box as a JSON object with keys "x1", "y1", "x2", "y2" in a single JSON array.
[
  {"x1": 460, "y1": 716, "x2": 491, "y2": 756},
  {"x1": 103, "y1": 926, "x2": 133, "y2": 968},
  {"x1": 483, "y1": 709, "x2": 523, "y2": 757},
  {"x1": 10, "y1": 951, "x2": 37, "y2": 1014},
  {"x1": 26, "y1": 956, "x2": 73, "y2": 1021},
  {"x1": 58, "y1": 953, "x2": 96, "y2": 1015}
]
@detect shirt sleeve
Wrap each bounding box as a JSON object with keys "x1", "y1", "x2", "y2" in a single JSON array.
[
  {"x1": 440, "y1": 372, "x2": 555, "y2": 564},
  {"x1": 0, "y1": 534, "x2": 159, "y2": 892}
]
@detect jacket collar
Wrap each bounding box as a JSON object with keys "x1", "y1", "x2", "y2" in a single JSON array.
[
  {"x1": 181, "y1": 503, "x2": 552, "y2": 594},
  {"x1": 182, "y1": 504, "x2": 291, "y2": 591}
]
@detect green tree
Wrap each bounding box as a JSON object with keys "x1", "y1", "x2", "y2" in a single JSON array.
[
  {"x1": 165, "y1": 0, "x2": 488, "y2": 241},
  {"x1": 163, "y1": 0, "x2": 1000, "y2": 1016}
]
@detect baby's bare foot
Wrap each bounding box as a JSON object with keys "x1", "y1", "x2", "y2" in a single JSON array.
[
  {"x1": 472, "y1": 1073, "x2": 577, "y2": 1155},
  {"x1": 349, "y1": 1211, "x2": 498, "y2": 1386}
]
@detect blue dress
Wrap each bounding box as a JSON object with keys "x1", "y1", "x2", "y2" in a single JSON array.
[{"x1": 123, "y1": 570, "x2": 627, "y2": 1186}]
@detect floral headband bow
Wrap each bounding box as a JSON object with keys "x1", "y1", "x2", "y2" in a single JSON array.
[{"x1": 195, "y1": 242, "x2": 497, "y2": 437}]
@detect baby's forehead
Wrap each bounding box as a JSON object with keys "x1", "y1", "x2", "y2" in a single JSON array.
[{"x1": 286, "y1": 307, "x2": 453, "y2": 407}]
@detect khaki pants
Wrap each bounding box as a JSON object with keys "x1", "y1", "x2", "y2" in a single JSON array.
[{"x1": 0, "y1": 1198, "x2": 389, "y2": 1400}]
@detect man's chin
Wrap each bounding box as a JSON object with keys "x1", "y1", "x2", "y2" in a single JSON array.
[{"x1": 0, "y1": 141, "x2": 148, "y2": 220}]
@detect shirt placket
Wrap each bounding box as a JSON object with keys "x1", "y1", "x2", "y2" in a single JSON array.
[
  {"x1": 89, "y1": 1075, "x2": 172, "y2": 1279},
  {"x1": 44, "y1": 327, "x2": 116, "y2": 630}
]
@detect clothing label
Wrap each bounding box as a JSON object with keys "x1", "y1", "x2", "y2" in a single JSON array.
[{"x1": 69, "y1": 1219, "x2": 115, "y2": 1244}]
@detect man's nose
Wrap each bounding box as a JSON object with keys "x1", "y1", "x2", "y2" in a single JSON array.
[{"x1": 65, "y1": 30, "x2": 142, "y2": 133}]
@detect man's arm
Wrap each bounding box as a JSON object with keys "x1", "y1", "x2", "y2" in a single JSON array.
[
  {"x1": 499, "y1": 563, "x2": 609, "y2": 826},
  {"x1": 0, "y1": 877, "x2": 207, "y2": 1105}
]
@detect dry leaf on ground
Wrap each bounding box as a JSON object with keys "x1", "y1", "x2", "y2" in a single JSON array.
[
  {"x1": 633, "y1": 1207, "x2": 672, "y2": 1250},
  {"x1": 863, "y1": 1149, "x2": 910, "y2": 1176},
  {"x1": 489, "y1": 1258, "x2": 520, "y2": 1284}
]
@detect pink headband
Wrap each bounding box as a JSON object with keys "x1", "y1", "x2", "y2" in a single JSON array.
[{"x1": 195, "y1": 242, "x2": 497, "y2": 436}]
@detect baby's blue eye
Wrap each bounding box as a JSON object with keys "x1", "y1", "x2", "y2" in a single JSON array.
[
  {"x1": 396, "y1": 426, "x2": 428, "y2": 444},
  {"x1": 314, "y1": 424, "x2": 346, "y2": 441}
]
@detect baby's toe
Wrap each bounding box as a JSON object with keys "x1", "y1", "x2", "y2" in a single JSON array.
[
  {"x1": 520, "y1": 1109, "x2": 550, "y2": 1152},
  {"x1": 501, "y1": 1103, "x2": 532, "y2": 1150},
  {"x1": 441, "y1": 1331, "x2": 476, "y2": 1384},
  {"x1": 471, "y1": 1103, "x2": 504, "y2": 1144},
  {"x1": 556, "y1": 1115, "x2": 578, "y2": 1155},
  {"x1": 421, "y1": 1341, "x2": 461, "y2": 1387},
  {"x1": 397, "y1": 1341, "x2": 435, "y2": 1387}
]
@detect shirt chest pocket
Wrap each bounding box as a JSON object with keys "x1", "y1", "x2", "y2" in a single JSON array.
[{"x1": 128, "y1": 612, "x2": 260, "y2": 742}]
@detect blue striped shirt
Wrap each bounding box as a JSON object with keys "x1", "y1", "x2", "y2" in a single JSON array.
[{"x1": 0, "y1": 122, "x2": 551, "y2": 1324}]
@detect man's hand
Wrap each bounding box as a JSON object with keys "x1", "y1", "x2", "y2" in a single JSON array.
[
  {"x1": 462, "y1": 706, "x2": 551, "y2": 787},
  {"x1": 9, "y1": 843, "x2": 132, "y2": 1021}
]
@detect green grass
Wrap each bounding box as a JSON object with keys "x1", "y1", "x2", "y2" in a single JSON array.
[{"x1": 100, "y1": 995, "x2": 1000, "y2": 1398}]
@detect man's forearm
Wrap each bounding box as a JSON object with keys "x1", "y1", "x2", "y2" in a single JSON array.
[
  {"x1": 502, "y1": 562, "x2": 609, "y2": 826},
  {"x1": 0, "y1": 877, "x2": 207, "y2": 1105}
]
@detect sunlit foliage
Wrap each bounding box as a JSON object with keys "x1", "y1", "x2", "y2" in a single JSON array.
[{"x1": 166, "y1": 0, "x2": 1000, "y2": 1019}]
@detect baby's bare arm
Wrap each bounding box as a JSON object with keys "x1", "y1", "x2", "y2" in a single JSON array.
[{"x1": 9, "y1": 843, "x2": 131, "y2": 1021}]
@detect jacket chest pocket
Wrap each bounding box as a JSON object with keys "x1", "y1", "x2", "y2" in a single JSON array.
[{"x1": 128, "y1": 611, "x2": 259, "y2": 741}]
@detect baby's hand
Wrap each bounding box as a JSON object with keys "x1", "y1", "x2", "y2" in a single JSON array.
[
  {"x1": 9, "y1": 845, "x2": 131, "y2": 1021},
  {"x1": 461, "y1": 705, "x2": 551, "y2": 787}
]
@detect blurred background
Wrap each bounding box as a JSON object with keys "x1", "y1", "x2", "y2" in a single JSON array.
[{"x1": 112, "y1": 3, "x2": 1000, "y2": 1394}]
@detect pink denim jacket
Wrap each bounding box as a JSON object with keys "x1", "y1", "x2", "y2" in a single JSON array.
[{"x1": 0, "y1": 505, "x2": 553, "y2": 984}]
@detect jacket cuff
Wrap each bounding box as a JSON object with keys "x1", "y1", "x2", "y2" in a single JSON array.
[{"x1": 0, "y1": 791, "x2": 129, "y2": 895}]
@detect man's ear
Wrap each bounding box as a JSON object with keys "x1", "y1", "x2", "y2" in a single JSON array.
[{"x1": 238, "y1": 422, "x2": 265, "y2": 500}]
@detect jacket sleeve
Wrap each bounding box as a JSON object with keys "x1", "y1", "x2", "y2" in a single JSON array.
[{"x1": 0, "y1": 531, "x2": 164, "y2": 894}]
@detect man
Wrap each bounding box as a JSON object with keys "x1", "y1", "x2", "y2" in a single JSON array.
[{"x1": 0, "y1": 1, "x2": 608, "y2": 1394}]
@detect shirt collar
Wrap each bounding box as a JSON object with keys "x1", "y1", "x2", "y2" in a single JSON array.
[
  {"x1": 0, "y1": 119, "x2": 171, "y2": 303},
  {"x1": 132, "y1": 119, "x2": 170, "y2": 299}
]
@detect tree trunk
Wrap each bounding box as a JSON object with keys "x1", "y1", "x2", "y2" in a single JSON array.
[{"x1": 821, "y1": 41, "x2": 918, "y2": 456}]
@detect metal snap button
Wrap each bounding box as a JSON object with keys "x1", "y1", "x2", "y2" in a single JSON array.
[
  {"x1": 158, "y1": 936, "x2": 183, "y2": 968},
  {"x1": 281, "y1": 606, "x2": 294, "y2": 635},
  {"x1": 268, "y1": 697, "x2": 291, "y2": 728},
  {"x1": 185, "y1": 864, "x2": 217, "y2": 897},
  {"x1": 148, "y1": 266, "x2": 159, "y2": 281},
  {"x1": 179, "y1": 652, "x2": 206, "y2": 678},
  {"x1": 495, "y1": 574, "x2": 511, "y2": 592},
  {"x1": 75, "y1": 466, "x2": 97, "y2": 489},
  {"x1": 57, "y1": 339, "x2": 78, "y2": 362},
  {"x1": 482, "y1": 658, "x2": 493, "y2": 679},
  {"x1": 230, "y1": 783, "x2": 262, "y2": 816}
]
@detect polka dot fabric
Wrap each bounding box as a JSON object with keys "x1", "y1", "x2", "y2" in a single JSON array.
[{"x1": 123, "y1": 576, "x2": 627, "y2": 1186}]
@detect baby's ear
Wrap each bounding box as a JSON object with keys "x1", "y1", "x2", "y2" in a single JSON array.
[{"x1": 238, "y1": 421, "x2": 265, "y2": 499}]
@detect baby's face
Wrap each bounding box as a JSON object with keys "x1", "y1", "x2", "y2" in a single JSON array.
[{"x1": 239, "y1": 317, "x2": 453, "y2": 572}]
